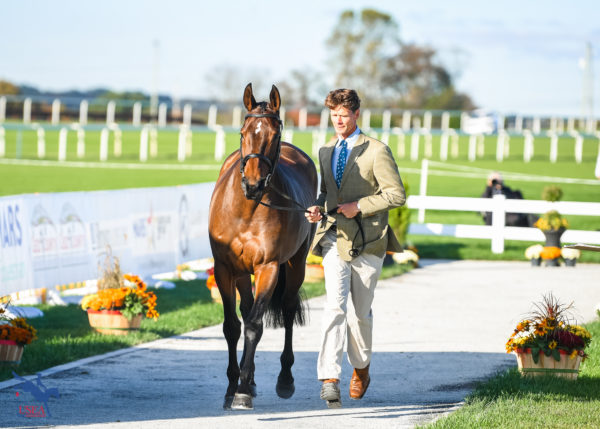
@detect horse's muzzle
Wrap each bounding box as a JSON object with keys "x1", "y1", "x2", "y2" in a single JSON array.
[{"x1": 241, "y1": 177, "x2": 267, "y2": 201}]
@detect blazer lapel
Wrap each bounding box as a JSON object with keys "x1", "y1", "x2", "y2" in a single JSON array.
[
  {"x1": 339, "y1": 133, "x2": 367, "y2": 188},
  {"x1": 321, "y1": 141, "x2": 336, "y2": 185}
]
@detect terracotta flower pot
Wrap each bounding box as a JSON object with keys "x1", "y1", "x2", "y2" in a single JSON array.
[
  {"x1": 0, "y1": 339, "x2": 24, "y2": 365},
  {"x1": 515, "y1": 348, "x2": 582, "y2": 380},
  {"x1": 87, "y1": 310, "x2": 142, "y2": 336}
]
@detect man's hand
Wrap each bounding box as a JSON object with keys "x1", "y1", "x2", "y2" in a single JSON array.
[
  {"x1": 337, "y1": 201, "x2": 360, "y2": 218},
  {"x1": 305, "y1": 206, "x2": 323, "y2": 223}
]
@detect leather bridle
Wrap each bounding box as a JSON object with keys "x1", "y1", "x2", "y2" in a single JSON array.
[{"x1": 239, "y1": 112, "x2": 283, "y2": 191}]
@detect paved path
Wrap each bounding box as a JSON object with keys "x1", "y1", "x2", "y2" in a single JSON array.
[{"x1": 1, "y1": 260, "x2": 599, "y2": 428}]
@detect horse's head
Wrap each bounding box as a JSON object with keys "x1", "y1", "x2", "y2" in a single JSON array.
[{"x1": 239, "y1": 83, "x2": 282, "y2": 201}]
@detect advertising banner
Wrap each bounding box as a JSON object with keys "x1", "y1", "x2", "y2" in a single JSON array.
[{"x1": 0, "y1": 183, "x2": 215, "y2": 297}]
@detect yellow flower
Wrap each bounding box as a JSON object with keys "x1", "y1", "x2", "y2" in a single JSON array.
[
  {"x1": 548, "y1": 341, "x2": 558, "y2": 350},
  {"x1": 569, "y1": 350, "x2": 578, "y2": 360}
]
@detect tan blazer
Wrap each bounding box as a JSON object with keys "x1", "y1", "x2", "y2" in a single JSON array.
[{"x1": 310, "y1": 132, "x2": 406, "y2": 261}]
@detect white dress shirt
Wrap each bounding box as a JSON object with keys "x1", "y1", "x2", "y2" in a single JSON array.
[{"x1": 331, "y1": 126, "x2": 361, "y2": 179}]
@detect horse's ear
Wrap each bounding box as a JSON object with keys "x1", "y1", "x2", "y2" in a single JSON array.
[
  {"x1": 269, "y1": 85, "x2": 281, "y2": 113},
  {"x1": 243, "y1": 83, "x2": 257, "y2": 111}
]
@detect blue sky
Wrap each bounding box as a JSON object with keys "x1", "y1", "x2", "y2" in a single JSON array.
[{"x1": 1, "y1": 0, "x2": 598, "y2": 116}]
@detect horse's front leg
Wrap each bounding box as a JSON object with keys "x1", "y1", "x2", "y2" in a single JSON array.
[
  {"x1": 214, "y1": 261, "x2": 241, "y2": 410},
  {"x1": 236, "y1": 275, "x2": 257, "y2": 398},
  {"x1": 232, "y1": 262, "x2": 279, "y2": 410}
]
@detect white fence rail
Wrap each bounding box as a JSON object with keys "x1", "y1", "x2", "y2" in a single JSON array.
[{"x1": 407, "y1": 194, "x2": 600, "y2": 253}]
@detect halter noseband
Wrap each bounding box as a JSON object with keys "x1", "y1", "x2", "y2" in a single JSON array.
[{"x1": 239, "y1": 112, "x2": 283, "y2": 192}]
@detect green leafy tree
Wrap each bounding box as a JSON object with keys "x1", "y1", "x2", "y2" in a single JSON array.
[{"x1": 0, "y1": 80, "x2": 19, "y2": 95}]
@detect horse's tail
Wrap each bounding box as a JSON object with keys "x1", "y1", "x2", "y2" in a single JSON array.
[{"x1": 265, "y1": 264, "x2": 307, "y2": 328}]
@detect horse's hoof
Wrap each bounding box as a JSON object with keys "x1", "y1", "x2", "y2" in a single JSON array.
[
  {"x1": 276, "y1": 381, "x2": 295, "y2": 399},
  {"x1": 223, "y1": 395, "x2": 234, "y2": 410},
  {"x1": 231, "y1": 393, "x2": 253, "y2": 410},
  {"x1": 249, "y1": 382, "x2": 258, "y2": 398}
]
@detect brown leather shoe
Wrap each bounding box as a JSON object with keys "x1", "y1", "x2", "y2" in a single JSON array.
[{"x1": 349, "y1": 364, "x2": 370, "y2": 399}]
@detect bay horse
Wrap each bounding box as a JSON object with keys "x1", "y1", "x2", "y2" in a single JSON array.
[{"x1": 208, "y1": 83, "x2": 318, "y2": 410}]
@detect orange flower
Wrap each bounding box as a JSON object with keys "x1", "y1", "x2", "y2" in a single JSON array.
[
  {"x1": 206, "y1": 274, "x2": 217, "y2": 290},
  {"x1": 540, "y1": 246, "x2": 561, "y2": 260}
]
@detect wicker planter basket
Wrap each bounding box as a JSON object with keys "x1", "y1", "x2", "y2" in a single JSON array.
[
  {"x1": 87, "y1": 310, "x2": 142, "y2": 335},
  {"x1": 515, "y1": 348, "x2": 582, "y2": 380},
  {"x1": 0, "y1": 339, "x2": 24, "y2": 365}
]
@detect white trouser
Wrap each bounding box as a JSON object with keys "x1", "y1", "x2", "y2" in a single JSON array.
[{"x1": 317, "y1": 229, "x2": 384, "y2": 380}]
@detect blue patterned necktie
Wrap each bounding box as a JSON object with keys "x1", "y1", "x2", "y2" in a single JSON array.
[{"x1": 335, "y1": 139, "x2": 347, "y2": 188}]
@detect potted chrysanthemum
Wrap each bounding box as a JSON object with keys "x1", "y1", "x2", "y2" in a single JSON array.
[
  {"x1": 0, "y1": 302, "x2": 38, "y2": 365},
  {"x1": 81, "y1": 253, "x2": 159, "y2": 335},
  {"x1": 506, "y1": 294, "x2": 592, "y2": 379}
]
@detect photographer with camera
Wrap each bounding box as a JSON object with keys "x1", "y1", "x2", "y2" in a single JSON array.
[{"x1": 480, "y1": 172, "x2": 531, "y2": 226}]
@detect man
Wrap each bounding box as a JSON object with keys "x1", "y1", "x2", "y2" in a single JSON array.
[{"x1": 305, "y1": 89, "x2": 405, "y2": 408}]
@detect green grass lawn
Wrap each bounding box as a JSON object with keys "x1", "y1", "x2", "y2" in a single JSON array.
[{"x1": 428, "y1": 318, "x2": 600, "y2": 428}]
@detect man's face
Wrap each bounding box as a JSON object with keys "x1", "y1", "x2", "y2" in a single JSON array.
[{"x1": 330, "y1": 105, "x2": 359, "y2": 139}]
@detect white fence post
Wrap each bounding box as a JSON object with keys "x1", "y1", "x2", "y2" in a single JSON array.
[
  {"x1": 185, "y1": 127, "x2": 193, "y2": 157},
  {"x1": 106, "y1": 101, "x2": 116, "y2": 126},
  {"x1": 320, "y1": 108, "x2": 329, "y2": 130},
  {"x1": 401, "y1": 111, "x2": 411, "y2": 131},
  {"x1": 441, "y1": 111, "x2": 450, "y2": 131},
  {"x1": 533, "y1": 117, "x2": 541, "y2": 134},
  {"x1": 393, "y1": 128, "x2": 405, "y2": 158},
  {"x1": 51, "y1": 99, "x2": 61, "y2": 125},
  {"x1": 58, "y1": 127, "x2": 68, "y2": 161},
  {"x1": 158, "y1": 103, "x2": 167, "y2": 128},
  {"x1": 232, "y1": 106, "x2": 242, "y2": 128},
  {"x1": 497, "y1": 115, "x2": 505, "y2": 131},
  {"x1": 77, "y1": 128, "x2": 85, "y2": 158},
  {"x1": 575, "y1": 133, "x2": 583, "y2": 163},
  {"x1": 0, "y1": 126, "x2": 4, "y2": 157},
  {"x1": 279, "y1": 107, "x2": 286, "y2": 127},
  {"x1": 183, "y1": 104, "x2": 192, "y2": 128},
  {"x1": 362, "y1": 109, "x2": 371, "y2": 131},
  {"x1": 523, "y1": 130, "x2": 534, "y2": 162},
  {"x1": 450, "y1": 130, "x2": 460, "y2": 159},
  {"x1": 382, "y1": 110, "x2": 391, "y2": 131},
  {"x1": 410, "y1": 131, "x2": 420, "y2": 161},
  {"x1": 178, "y1": 126, "x2": 187, "y2": 162},
  {"x1": 99, "y1": 128, "x2": 109, "y2": 161},
  {"x1": 515, "y1": 115, "x2": 523, "y2": 133},
  {"x1": 23, "y1": 98, "x2": 32, "y2": 124},
  {"x1": 79, "y1": 100, "x2": 88, "y2": 126},
  {"x1": 468, "y1": 134, "x2": 477, "y2": 161},
  {"x1": 424, "y1": 132, "x2": 433, "y2": 158},
  {"x1": 418, "y1": 159, "x2": 429, "y2": 223},
  {"x1": 298, "y1": 108, "x2": 307, "y2": 130},
  {"x1": 113, "y1": 126, "x2": 122, "y2": 157},
  {"x1": 491, "y1": 194, "x2": 506, "y2": 254},
  {"x1": 132, "y1": 102, "x2": 142, "y2": 127},
  {"x1": 37, "y1": 127, "x2": 46, "y2": 158},
  {"x1": 214, "y1": 126, "x2": 226, "y2": 161},
  {"x1": 207, "y1": 104, "x2": 218, "y2": 129},
  {"x1": 567, "y1": 117, "x2": 575, "y2": 134},
  {"x1": 312, "y1": 130, "x2": 326, "y2": 157},
  {"x1": 549, "y1": 133, "x2": 558, "y2": 163},
  {"x1": 139, "y1": 127, "x2": 149, "y2": 162},
  {"x1": 476, "y1": 134, "x2": 485, "y2": 158},
  {"x1": 440, "y1": 131, "x2": 449, "y2": 161},
  {"x1": 496, "y1": 130, "x2": 505, "y2": 162},
  {"x1": 0, "y1": 96, "x2": 5, "y2": 122},
  {"x1": 150, "y1": 127, "x2": 158, "y2": 158},
  {"x1": 283, "y1": 129, "x2": 294, "y2": 144},
  {"x1": 460, "y1": 112, "x2": 468, "y2": 132},
  {"x1": 423, "y1": 111, "x2": 432, "y2": 130}
]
